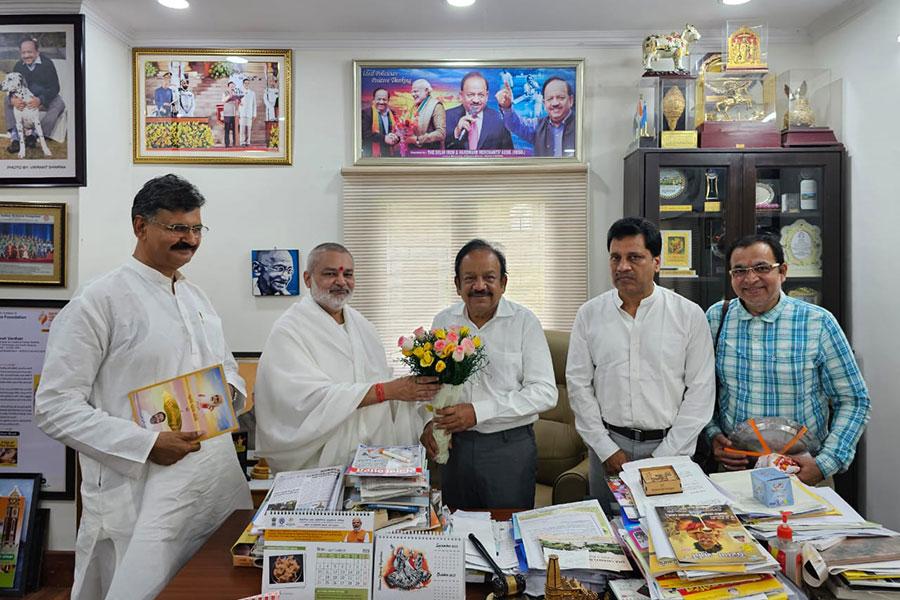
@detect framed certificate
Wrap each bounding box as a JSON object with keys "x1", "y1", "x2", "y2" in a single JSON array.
[
  {"x1": 660, "y1": 229, "x2": 693, "y2": 272},
  {"x1": 781, "y1": 219, "x2": 822, "y2": 277}
]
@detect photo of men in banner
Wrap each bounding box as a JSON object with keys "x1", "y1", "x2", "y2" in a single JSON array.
[{"x1": 359, "y1": 65, "x2": 577, "y2": 159}]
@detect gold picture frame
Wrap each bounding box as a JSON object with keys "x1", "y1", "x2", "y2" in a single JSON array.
[
  {"x1": 132, "y1": 48, "x2": 291, "y2": 164},
  {"x1": 781, "y1": 219, "x2": 822, "y2": 277},
  {"x1": 352, "y1": 59, "x2": 584, "y2": 165},
  {"x1": 0, "y1": 202, "x2": 66, "y2": 286},
  {"x1": 660, "y1": 229, "x2": 694, "y2": 275}
]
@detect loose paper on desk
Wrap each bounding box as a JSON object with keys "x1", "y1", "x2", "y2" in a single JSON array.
[
  {"x1": 513, "y1": 499, "x2": 621, "y2": 571},
  {"x1": 450, "y1": 510, "x2": 517, "y2": 572},
  {"x1": 253, "y1": 466, "x2": 344, "y2": 530},
  {"x1": 539, "y1": 534, "x2": 631, "y2": 571},
  {"x1": 710, "y1": 470, "x2": 826, "y2": 517}
]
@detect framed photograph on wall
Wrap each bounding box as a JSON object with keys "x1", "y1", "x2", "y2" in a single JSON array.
[
  {"x1": 132, "y1": 48, "x2": 292, "y2": 164},
  {"x1": 0, "y1": 473, "x2": 41, "y2": 596},
  {"x1": 353, "y1": 59, "x2": 584, "y2": 164},
  {"x1": 0, "y1": 14, "x2": 86, "y2": 186},
  {"x1": 0, "y1": 202, "x2": 66, "y2": 286}
]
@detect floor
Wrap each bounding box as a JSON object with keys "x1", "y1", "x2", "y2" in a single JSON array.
[{"x1": 23, "y1": 588, "x2": 70, "y2": 600}]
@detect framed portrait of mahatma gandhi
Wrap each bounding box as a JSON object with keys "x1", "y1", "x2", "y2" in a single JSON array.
[
  {"x1": 251, "y1": 249, "x2": 300, "y2": 296},
  {"x1": 132, "y1": 48, "x2": 291, "y2": 164},
  {"x1": 353, "y1": 59, "x2": 584, "y2": 164},
  {"x1": 0, "y1": 14, "x2": 86, "y2": 186}
]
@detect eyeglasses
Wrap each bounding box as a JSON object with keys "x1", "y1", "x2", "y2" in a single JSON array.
[
  {"x1": 464, "y1": 92, "x2": 488, "y2": 101},
  {"x1": 147, "y1": 218, "x2": 209, "y2": 236},
  {"x1": 264, "y1": 264, "x2": 293, "y2": 274},
  {"x1": 729, "y1": 262, "x2": 781, "y2": 278}
]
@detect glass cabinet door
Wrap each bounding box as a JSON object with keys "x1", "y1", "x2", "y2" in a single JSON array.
[
  {"x1": 744, "y1": 152, "x2": 841, "y2": 317},
  {"x1": 646, "y1": 154, "x2": 742, "y2": 310}
]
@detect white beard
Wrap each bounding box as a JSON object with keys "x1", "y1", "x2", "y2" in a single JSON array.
[{"x1": 310, "y1": 279, "x2": 353, "y2": 313}]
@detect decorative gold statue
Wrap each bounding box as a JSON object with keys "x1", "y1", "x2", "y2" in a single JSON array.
[
  {"x1": 544, "y1": 555, "x2": 599, "y2": 600},
  {"x1": 642, "y1": 24, "x2": 701, "y2": 73},
  {"x1": 727, "y1": 26, "x2": 766, "y2": 70},
  {"x1": 662, "y1": 86, "x2": 685, "y2": 130},
  {"x1": 784, "y1": 81, "x2": 816, "y2": 128},
  {"x1": 705, "y1": 79, "x2": 763, "y2": 121}
]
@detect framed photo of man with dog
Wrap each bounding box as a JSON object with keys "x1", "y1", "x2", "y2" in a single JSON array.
[
  {"x1": 0, "y1": 15, "x2": 86, "y2": 186},
  {"x1": 132, "y1": 48, "x2": 292, "y2": 164}
]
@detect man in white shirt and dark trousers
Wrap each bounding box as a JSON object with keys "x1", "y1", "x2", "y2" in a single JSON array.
[
  {"x1": 421, "y1": 240, "x2": 557, "y2": 510},
  {"x1": 567, "y1": 218, "x2": 715, "y2": 511}
]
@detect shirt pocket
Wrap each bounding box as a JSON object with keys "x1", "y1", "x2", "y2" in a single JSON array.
[
  {"x1": 488, "y1": 350, "x2": 523, "y2": 392},
  {"x1": 772, "y1": 347, "x2": 814, "y2": 401}
]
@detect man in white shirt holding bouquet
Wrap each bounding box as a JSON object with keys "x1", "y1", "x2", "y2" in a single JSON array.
[
  {"x1": 422, "y1": 239, "x2": 557, "y2": 510},
  {"x1": 567, "y1": 217, "x2": 715, "y2": 511}
]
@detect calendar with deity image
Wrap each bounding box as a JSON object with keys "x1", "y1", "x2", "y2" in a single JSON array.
[
  {"x1": 373, "y1": 533, "x2": 465, "y2": 600},
  {"x1": 262, "y1": 511, "x2": 374, "y2": 600}
]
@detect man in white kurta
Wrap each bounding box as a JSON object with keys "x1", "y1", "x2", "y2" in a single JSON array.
[
  {"x1": 35, "y1": 175, "x2": 251, "y2": 600},
  {"x1": 422, "y1": 240, "x2": 557, "y2": 510},
  {"x1": 255, "y1": 243, "x2": 439, "y2": 473},
  {"x1": 238, "y1": 77, "x2": 257, "y2": 146},
  {"x1": 566, "y1": 217, "x2": 715, "y2": 510}
]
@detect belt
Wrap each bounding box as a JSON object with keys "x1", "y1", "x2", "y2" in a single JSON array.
[{"x1": 603, "y1": 420, "x2": 669, "y2": 443}]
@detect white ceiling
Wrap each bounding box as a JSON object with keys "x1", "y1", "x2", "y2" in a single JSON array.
[{"x1": 76, "y1": 0, "x2": 854, "y2": 42}]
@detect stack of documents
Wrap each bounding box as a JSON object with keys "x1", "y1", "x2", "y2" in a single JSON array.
[
  {"x1": 344, "y1": 444, "x2": 437, "y2": 532},
  {"x1": 802, "y1": 533, "x2": 900, "y2": 597},
  {"x1": 252, "y1": 466, "x2": 345, "y2": 532},
  {"x1": 450, "y1": 510, "x2": 519, "y2": 578},
  {"x1": 616, "y1": 456, "x2": 784, "y2": 600},
  {"x1": 512, "y1": 500, "x2": 632, "y2": 595}
]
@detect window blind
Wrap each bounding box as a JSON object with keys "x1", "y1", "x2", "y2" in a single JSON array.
[{"x1": 342, "y1": 166, "x2": 589, "y2": 370}]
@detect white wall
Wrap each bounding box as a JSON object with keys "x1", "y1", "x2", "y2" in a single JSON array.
[
  {"x1": 1, "y1": 18, "x2": 814, "y2": 551},
  {"x1": 813, "y1": 0, "x2": 900, "y2": 530}
]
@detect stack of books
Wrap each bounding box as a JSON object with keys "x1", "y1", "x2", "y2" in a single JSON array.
[
  {"x1": 344, "y1": 444, "x2": 440, "y2": 532},
  {"x1": 615, "y1": 457, "x2": 785, "y2": 600}
]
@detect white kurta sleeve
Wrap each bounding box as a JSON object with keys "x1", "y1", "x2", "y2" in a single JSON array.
[
  {"x1": 469, "y1": 312, "x2": 557, "y2": 425},
  {"x1": 34, "y1": 296, "x2": 158, "y2": 479},
  {"x1": 254, "y1": 322, "x2": 372, "y2": 458},
  {"x1": 652, "y1": 305, "x2": 716, "y2": 458},
  {"x1": 566, "y1": 306, "x2": 620, "y2": 462}
]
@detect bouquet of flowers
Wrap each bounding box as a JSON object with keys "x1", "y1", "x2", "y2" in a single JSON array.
[
  {"x1": 394, "y1": 118, "x2": 417, "y2": 157},
  {"x1": 398, "y1": 325, "x2": 487, "y2": 463}
]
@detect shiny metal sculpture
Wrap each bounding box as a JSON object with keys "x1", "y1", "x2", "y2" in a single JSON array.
[
  {"x1": 642, "y1": 24, "x2": 701, "y2": 73},
  {"x1": 784, "y1": 81, "x2": 816, "y2": 128}
]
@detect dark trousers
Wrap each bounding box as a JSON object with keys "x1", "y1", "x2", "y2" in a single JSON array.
[
  {"x1": 441, "y1": 424, "x2": 536, "y2": 510},
  {"x1": 223, "y1": 116, "x2": 236, "y2": 147}
]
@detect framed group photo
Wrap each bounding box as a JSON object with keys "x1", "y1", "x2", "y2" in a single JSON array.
[
  {"x1": 0, "y1": 202, "x2": 66, "y2": 286},
  {"x1": 353, "y1": 59, "x2": 583, "y2": 164},
  {"x1": 132, "y1": 48, "x2": 292, "y2": 164},
  {"x1": 0, "y1": 14, "x2": 86, "y2": 186}
]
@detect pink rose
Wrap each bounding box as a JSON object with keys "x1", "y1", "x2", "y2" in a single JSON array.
[
  {"x1": 434, "y1": 339, "x2": 447, "y2": 354},
  {"x1": 452, "y1": 346, "x2": 465, "y2": 362},
  {"x1": 446, "y1": 330, "x2": 459, "y2": 344},
  {"x1": 399, "y1": 336, "x2": 415, "y2": 351},
  {"x1": 461, "y1": 337, "x2": 476, "y2": 356},
  {"x1": 414, "y1": 326, "x2": 427, "y2": 340}
]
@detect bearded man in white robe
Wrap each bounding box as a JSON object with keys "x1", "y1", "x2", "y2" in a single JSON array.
[
  {"x1": 255, "y1": 242, "x2": 440, "y2": 472},
  {"x1": 35, "y1": 174, "x2": 251, "y2": 600}
]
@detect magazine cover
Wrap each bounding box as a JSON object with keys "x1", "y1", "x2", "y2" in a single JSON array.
[
  {"x1": 655, "y1": 504, "x2": 764, "y2": 566},
  {"x1": 348, "y1": 445, "x2": 424, "y2": 477},
  {"x1": 129, "y1": 364, "x2": 238, "y2": 441}
]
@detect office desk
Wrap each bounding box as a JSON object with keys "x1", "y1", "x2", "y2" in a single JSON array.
[{"x1": 158, "y1": 509, "x2": 519, "y2": 600}]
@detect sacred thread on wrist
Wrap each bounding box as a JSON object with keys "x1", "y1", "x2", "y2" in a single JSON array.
[{"x1": 375, "y1": 383, "x2": 386, "y2": 403}]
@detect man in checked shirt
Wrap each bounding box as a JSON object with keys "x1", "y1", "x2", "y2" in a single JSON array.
[{"x1": 706, "y1": 234, "x2": 870, "y2": 485}]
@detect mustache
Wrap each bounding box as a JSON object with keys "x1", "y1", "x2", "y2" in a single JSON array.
[
  {"x1": 468, "y1": 290, "x2": 491, "y2": 297},
  {"x1": 170, "y1": 242, "x2": 197, "y2": 251}
]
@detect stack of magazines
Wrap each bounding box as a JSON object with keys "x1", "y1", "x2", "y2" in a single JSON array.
[
  {"x1": 344, "y1": 444, "x2": 441, "y2": 532},
  {"x1": 615, "y1": 457, "x2": 785, "y2": 600},
  {"x1": 252, "y1": 465, "x2": 345, "y2": 532}
]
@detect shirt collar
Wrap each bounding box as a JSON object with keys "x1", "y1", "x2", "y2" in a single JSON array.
[
  {"x1": 126, "y1": 256, "x2": 184, "y2": 291},
  {"x1": 451, "y1": 296, "x2": 513, "y2": 325},
  {"x1": 735, "y1": 291, "x2": 788, "y2": 323},
  {"x1": 615, "y1": 282, "x2": 659, "y2": 310}
]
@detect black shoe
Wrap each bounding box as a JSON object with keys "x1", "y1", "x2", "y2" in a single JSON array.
[
  {"x1": 6, "y1": 141, "x2": 19, "y2": 154},
  {"x1": 24, "y1": 135, "x2": 36, "y2": 149}
]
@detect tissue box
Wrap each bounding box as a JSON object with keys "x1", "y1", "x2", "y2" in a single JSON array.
[{"x1": 751, "y1": 467, "x2": 794, "y2": 507}]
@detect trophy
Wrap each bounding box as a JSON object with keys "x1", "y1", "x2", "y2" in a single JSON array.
[
  {"x1": 778, "y1": 69, "x2": 840, "y2": 147},
  {"x1": 705, "y1": 170, "x2": 719, "y2": 200}
]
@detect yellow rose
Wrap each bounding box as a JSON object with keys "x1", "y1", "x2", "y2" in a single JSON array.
[
  {"x1": 413, "y1": 347, "x2": 425, "y2": 358},
  {"x1": 420, "y1": 351, "x2": 434, "y2": 368},
  {"x1": 435, "y1": 360, "x2": 446, "y2": 373},
  {"x1": 402, "y1": 349, "x2": 413, "y2": 357},
  {"x1": 472, "y1": 336, "x2": 482, "y2": 348},
  {"x1": 423, "y1": 342, "x2": 432, "y2": 351},
  {"x1": 459, "y1": 326, "x2": 470, "y2": 336},
  {"x1": 433, "y1": 328, "x2": 446, "y2": 339},
  {"x1": 445, "y1": 343, "x2": 456, "y2": 355}
]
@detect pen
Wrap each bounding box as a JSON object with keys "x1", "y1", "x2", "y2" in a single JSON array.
[{"x1": 380, "y1": 448, "x2": 412, "y2": 463}]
